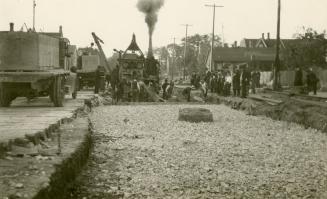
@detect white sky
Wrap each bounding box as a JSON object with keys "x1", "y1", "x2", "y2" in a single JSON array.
[{"x1": 1, "y1": 0, "x2": 326, "y2": 56}]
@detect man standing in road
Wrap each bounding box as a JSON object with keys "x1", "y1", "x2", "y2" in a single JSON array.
[
  {"x1": 217, "y1": 72, "x2": 224, "y2": 95},
  {"x1": 232, "y1": 69, "x2": 241, "y2": 97},
  {"x1": 210, "y1": 75, "x2": 217, "y2": 93},
  {"x1": 294, "y1": 67, "x2": 303, "y2": 87},
  {"x1": 307, "y1": 68, "x2": 319, "y2": 95},
  {"x1": 162, "y1": 78, "x2": 169, "y2": 100},
  {"x1": 240, "y1": 66, "x2": 250, "y2": 98},
  {"x1": 111, "y1": 65, "x2": 120, "y2": 93}
]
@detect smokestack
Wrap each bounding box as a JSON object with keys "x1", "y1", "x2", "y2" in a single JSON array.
[
  {"x1": 148, "y1": 35, "x2": 153, "y2": 58},
  {"x1": 59, "y1": 25, "x2": 63, "y2": 37},
  {"x1": 234, "y1": 41, "x2": 237, "y2": 48},
  {"x1": 267, "y1": 32, "x2": 270, "y2": 40},
  {"x1": 262, "y1": 33, "x2": 265, "y2": 40},
  {"x1": 9, "y1": 23, "x2": 14, "y2": 32}
]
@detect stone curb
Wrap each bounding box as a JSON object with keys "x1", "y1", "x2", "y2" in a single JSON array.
[{"x1": 33, "y1": 118, "x2": 95, "y2": 199}]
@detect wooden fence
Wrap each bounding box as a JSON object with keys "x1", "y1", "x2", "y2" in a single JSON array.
[{"x1": 260, "y1": 69, "x2": 327, "y2": 91}]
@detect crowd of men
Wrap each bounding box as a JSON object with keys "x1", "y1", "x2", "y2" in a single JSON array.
[
  {"x1": 190, "y1": 66, "x2": 261, "y2": 99},
  {"x1": 96, "y1": 64, "x2": 320, "y2": 103}
]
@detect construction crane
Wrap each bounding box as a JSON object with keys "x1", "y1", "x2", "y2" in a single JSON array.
[{"x1": 91, "y1": 32, "x2": 111, "y2": 73}]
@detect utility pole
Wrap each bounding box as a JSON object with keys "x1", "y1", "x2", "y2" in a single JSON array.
[
  {"x1": 273, "y1": 0, "x2": 281, "y2": 90},
  {"x1": 205, "y1": 4, "x2": 224, "y2": 72},
  {"x1": 181, "y1": 24, "x2": 192, "y2": 80},
  {"x1": 171, "y1": 37, "x2": 177, "y2": 80},
  {"x1": 222, "y1": 24, "x2": 225, "y2": 45},
  {"x1": 33, "y1": 0, "x2": 36, "y2": 31}
]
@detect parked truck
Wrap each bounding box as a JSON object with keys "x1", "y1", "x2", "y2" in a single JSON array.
[
  {"x1": 0, "y1": 23, "x2": 77, "y2": 107},
  {"x1": 77, "y1": 47, "x2": 101, "y2": 89}
]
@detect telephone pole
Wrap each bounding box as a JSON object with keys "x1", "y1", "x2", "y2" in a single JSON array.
[
  {"x1": 273, "y1": 0, "x2": 281, "y2": 90},
  {"x1": 171, "y1": 37, "x2": 177, "y2": 80},
  {"x1": 181, "y1": 24, "x2": 192, "y2": 80},
  {"x1": 33, "y1": 0, "x2": 36, "y2": 31},
  {"x1": 205, "y1": 4, "x2": 224, "y2": 72},
  {"x1": 222, "y1": 24, "x2": 225, "y2": 45}
]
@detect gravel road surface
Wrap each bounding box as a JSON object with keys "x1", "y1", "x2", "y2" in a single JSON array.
[{"x1": 72, "y1": 104, "x2": 327, "y2": 199}]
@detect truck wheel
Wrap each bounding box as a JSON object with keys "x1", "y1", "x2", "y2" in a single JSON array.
[
  {"x1": 0, "y1": 84, "x2": 12, "y2": 107},
  {"x1": 52, "y1": 76, "x2": 65, "y2": 107}
]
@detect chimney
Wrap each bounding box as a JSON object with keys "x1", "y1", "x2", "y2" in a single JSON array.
[
  {"x1": 267, "y1": 32, "x2": 270, "y2": 40},
  {"x1": 147, "y1": 35, "x2": 153, "y2": 58},
  {"x1": 262, "y1": 33, "x2": 265, "y2": 40},
  {"x1": 234, "y1": 41, "x2": 237, "y2": 48},
  {"x1": 59, "y1": 26, "x2": 63, "y2": 37},
  {"x1": 9, "y1": 23, "x2": 14, "y2": 32}
]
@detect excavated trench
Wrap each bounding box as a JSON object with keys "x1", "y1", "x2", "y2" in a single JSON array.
[
  {"x1": 213, "y1": 95, "x2": 327, "y2": 134},
  {"x1": 173, "y1": 86, "x2": 327, "y2": 134}
]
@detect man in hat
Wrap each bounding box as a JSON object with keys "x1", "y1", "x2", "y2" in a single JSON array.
[
  {"x1": 240, "y1": 65, "x2": 250, "y2": 98},
  {"x1": 161, "y1": 78, "x2": 169, "y2": 100},
  {"x1": 307, "y1": 68, "x2": 319, "y2": 95},
  {"x1": 232, "y1": 69, "x2": 241, "y2": 97}
]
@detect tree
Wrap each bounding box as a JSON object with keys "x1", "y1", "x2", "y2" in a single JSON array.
[
  {"x1": 154, "y1": 34, "x2": 222, "y2": 78},
  {"x1": 285, "y1": 27, "x2": 327, "y2": 69},
  {"x1": 182, "y1": 34, "x2": 222, "y2": 74},
  {"x1": 107, "y1": 53, "x2": 120, "y2": 69}
]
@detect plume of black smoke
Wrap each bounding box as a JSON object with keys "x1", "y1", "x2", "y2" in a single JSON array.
[{"x1": 137, "y1": 0, "x2": 164, "y2": 36}]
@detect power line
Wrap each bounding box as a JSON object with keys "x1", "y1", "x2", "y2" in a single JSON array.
[
  {"x1": 222, "y1": 24, "x2": 225, "y2": 45},
  {"x1": 170, "y1": 37, "x2": 178, "y2": 80},
  {"x1": 33, "y1": 0, "x2": 36, "y2": 31},
  {"x1": 181, "y1": 24, "x2": 192, "y2": 80},
  {"x1": 205, "y1": 4, "x2": 224, "y2": 72},
  {"x1": 273, "y1": 0, "x2": 281, "y2": 90}
]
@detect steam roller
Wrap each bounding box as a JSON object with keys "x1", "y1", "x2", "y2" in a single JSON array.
[{"x1": 116, "y1": 34, "x2": 162, "y2": 102}]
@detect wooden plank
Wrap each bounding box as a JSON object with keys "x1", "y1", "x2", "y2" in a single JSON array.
[{"x1": 249, "y1": 95, "x2": 283, "y2": 105}]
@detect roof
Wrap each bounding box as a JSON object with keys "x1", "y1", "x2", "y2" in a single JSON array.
[
  {"x1": 212, "y1": 47, "x2": 283, "y2": 62},
  {"x1": 78, "y1": 47, "x2": 99, "y2": 56},
  {"x1": 121, "y1": 34, "x2": 144, "y2": 59},
  {"x1": 41, "y1": 32, "x2": 62, "y2": 38},
  {"x1": 241, "y1": 39, "x2": 260, "y2": 48},
  {"x1": 125, "y1": 34, "x2": 142, "y2": 52},
  {"x1": 241, "y1": 37, "x2": 305, "y2": 49}
]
